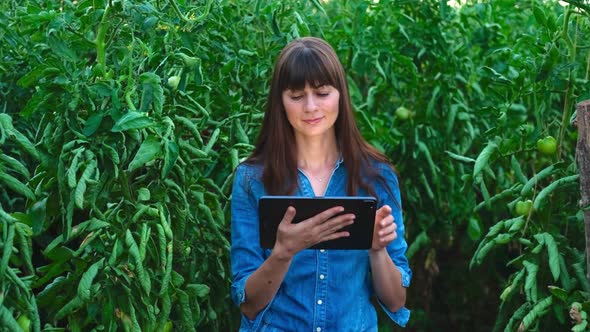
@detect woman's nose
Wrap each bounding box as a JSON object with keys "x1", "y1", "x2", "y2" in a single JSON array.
[{"x1": 304, "y1": 95, "x2": 318, "y2": 112}]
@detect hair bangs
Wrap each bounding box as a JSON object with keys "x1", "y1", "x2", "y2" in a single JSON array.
[{"x1": 278, "y1": 47, "x2": 337, "y2": 92}]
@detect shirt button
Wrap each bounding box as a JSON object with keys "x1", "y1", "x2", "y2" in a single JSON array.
[
  {"x1": 319, "y1": 274, "x2": 325, "y2": 280},
  {"x1": 316, "y1": 328, "x2": 321, "y2": 332},
  {"x1": 317, "y1": 299, "x2": 323, "y2": 305},
  {"x1": 320, "y1": 249, "x2": 325, "y2": 253}
]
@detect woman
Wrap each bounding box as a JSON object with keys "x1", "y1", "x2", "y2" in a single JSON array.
[{"x1": 230, "y1": 37, "x2": 411, "y2": 331}]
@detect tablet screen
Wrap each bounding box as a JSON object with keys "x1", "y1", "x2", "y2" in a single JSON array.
[{"x1": 258, "y1": 196, "x2": 377, "y2": 250}]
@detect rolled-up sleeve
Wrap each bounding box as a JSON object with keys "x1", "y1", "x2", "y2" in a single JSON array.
[
  {"x1": 377, "y1": 165, "x2": 413, "y2": 326},
  {"x1": 230, "y1": 164, "x2": 272, "y2": 330}
]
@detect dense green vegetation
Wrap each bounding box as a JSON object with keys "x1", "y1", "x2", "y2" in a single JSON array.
[{"x1": 0, "y1": 0, "x2": 588, "y2": 331}]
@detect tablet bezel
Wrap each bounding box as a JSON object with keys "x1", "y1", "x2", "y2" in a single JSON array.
[{"x1": 258, "y1": 196, "x2": 377, "y2": 250}]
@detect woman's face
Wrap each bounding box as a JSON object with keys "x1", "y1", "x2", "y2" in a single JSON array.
[{"x1": 281, "y1": 83, "x2": 340, "y2": 140}]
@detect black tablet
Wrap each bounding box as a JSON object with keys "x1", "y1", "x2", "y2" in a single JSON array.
[{"x1": 258, "y1": 196, "x2": 377, "y2": 250}]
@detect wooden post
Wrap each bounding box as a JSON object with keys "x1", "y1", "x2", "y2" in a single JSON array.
[{"x1": 576, "y1": 100, "x2": 590, "y2": 285}]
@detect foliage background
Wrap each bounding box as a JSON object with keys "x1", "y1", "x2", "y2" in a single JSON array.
[{"x1": 0, "y1": 0, "x2": 589, "y2": 331}]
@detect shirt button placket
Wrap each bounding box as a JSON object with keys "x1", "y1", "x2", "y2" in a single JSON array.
[{"x1": 316, "y1": 249, "x2": 328, "y2": 331}]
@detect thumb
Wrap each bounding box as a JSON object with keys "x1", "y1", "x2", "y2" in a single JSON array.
[
  {"x1": 375, "y1": 205, "x2": 392, "y2": 219},
  {"x1": 281, "y1": 206, "x2": 296, "y2": 225}
]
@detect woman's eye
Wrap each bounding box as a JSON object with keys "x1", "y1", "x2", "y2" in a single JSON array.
[
  {"x1": 317, "y1": 92, "x2": 330, "y2": 97},
  {"x1": 290, "y1": 95, "x2": 303, "y2": 100}
]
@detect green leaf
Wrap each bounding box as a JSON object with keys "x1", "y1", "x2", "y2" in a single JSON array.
[
  {"x1": 75, "y1": 160, "x2": 97, "y2": 209},
  {"x1": 83, "y1": 112, "x2": 105, "y2": 136},
  {"x1": 543, "y1": 233, "x2": 560, "y2": 281},
  {"x1": 533, "y1": 175, "x2": 579, "y2": 211},
  {"x1": 505, "y1": 302, "x2": 532, "y2": 332},
  {"x1": 0, "y1": 172, "x2": 35, "y2": 200},
  {"x1": 0, "y1": 223, "x2": 15, "y2": 278},
  {"x1": 547, "y1": 286, "x2": 568, "y2": 302},
  {"x1": 467, "y1": 218, "x2": 482, "y2": 240},
  {"x1": 445, "y1": 151, "x2": 475, "y2": 163},
  {"x1": 471, "y1": 240, "x2": 495, "y2": 267},
  {"x1": 532, "y1": 6, "x2": 546, "y2": 26},
  {"x1": 128, "y1": 136, "x2": 162, "y2": 172},
  {"x1": 78, "y1": 258, "x2": 105, "y2": 301},
  {"x1": 48, "y1": 35, "x2": 77, "y2": 62},
  {"x1": 510, "y1": 155, "x2": 527, "y2": 184},
  {"x1": 0, "y1": 153, "x2": 30, "y2": 178},
  {"x1": 125, "y1": 230, "x2": 151, "y2": 294},
  {"x1": 473, "y1": 141, "x2": 497, "y2": 178},
  {"x1": 55, "y1": 296, "x2": 83, "y2": 320},
  {"x1": 523, "y1": 260, "x2": 539, "y2": 302},
  {"x1": 111, "y1": 111, "x2": 155, "y2": 132},
  {"x1": 406, "y1": 231, "x2": 430, "y2": 259},
  {"x1": 203, "y1": 128, "x2": 220, "y2": 154},
  {"x1": 139, "y1": 72, "x2": 164, "y2": 115},
  {"x1": 0, "y1": 305, "x2": 22, "y2": 332},
  {"x1": 186, "y1": 284, "x2": 210, "y2": 298},
  {"x1": 481, "y1": 66, "x2": 513, "y2": 85},
  {"x1": 521, "y1": 296, "x2": 552, "y2": 330},
  {"x1": 507, "y1": 216, "x2": 525, "y2": 233},
  {"x1": 177, "y1": 289, "x2": 196, "y2": 332},
  {"x1": 14, "y1": 222, "x2": 34, "y2": 273},
  {"x1": 520, "y1": 164, "x2": 555, "y2": 196},
  {"x1": 162, "y1": 140, "x2": 179, "y2": 178},
  {"x1": 29, "y1": 197, "x2": 47, "y2": 235}
]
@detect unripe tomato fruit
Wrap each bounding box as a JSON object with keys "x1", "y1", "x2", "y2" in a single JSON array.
[
  {"x1": 536, "y1": 136, "x2": 557, "y2": 155},
  {"x1": 515, "y1": 200, "x2": 533, "y2": 216},
  {"x1": 395, "y1": 106, "x2": 411, "y2": 120},
  {"x1": 168, "y1": 76, "x2": 180, "y2": 90},
  {"x1": 162, "y1": 321, "x2": 173, "y2": 332},
  {"x1": 17, "y1": 314, "x2": 31, "y2": 332}
]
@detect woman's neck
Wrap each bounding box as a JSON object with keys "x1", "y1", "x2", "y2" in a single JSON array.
[{"x1": 296, "y1": 135, "x2": 339, "y2": 171}]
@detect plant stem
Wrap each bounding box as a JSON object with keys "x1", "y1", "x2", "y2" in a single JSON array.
[
  {"x1": 95, "y1": 4, "x2": 111, "y2": 71},
  {"x1": 558, "y1": 6, "x2": 576, "y2": 159}
]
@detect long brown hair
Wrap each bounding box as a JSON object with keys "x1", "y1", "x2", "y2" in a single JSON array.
[{"x1": 247, "y1": 37, "x2": 396, "y2": 199}]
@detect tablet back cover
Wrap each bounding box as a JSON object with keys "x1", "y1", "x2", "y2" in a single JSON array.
[{"x1": 258, "y1": 196, "x2": 376, "y2": 250}]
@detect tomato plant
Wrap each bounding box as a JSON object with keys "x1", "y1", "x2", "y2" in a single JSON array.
[{"x1": 0, "y1": 0, "x2": 588, "y2": 331}]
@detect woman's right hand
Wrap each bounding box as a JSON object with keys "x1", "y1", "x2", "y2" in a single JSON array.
[{"x1": 272, "y1": 206, "x2": 355, "y2": 260}]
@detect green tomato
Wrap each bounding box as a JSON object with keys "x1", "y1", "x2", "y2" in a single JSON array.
[
  {"x1": 536, "y1": 136, "x2": 557, "y2": 155},
  {"x1": 17, "y1": 314, "x2": 31, "y2": 332},
  {"x1": 162, "y1": 321, "x2": 173, "y2": 332},
  {"x1": 395, "y1": 106, "x2": 411, "y2": 120},
  {"x1": 168, "y1": 76, "x2": 180, "y2": 90},
  {"x1": 515, "y1": 199, "x2": 533, "y2": 216}
]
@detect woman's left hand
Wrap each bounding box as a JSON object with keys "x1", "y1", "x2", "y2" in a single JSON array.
[{"x1": 371, "y1": 205, "x2": 397, "y2": 251}]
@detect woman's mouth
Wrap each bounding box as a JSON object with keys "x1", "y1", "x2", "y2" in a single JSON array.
[{"x1": 303, "y1": 117, "x2": 323, "y2": 125}]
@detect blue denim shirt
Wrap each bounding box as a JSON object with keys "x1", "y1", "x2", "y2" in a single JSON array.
[{"x1": 230, "y1": 157, "x2": 412, "y2": 331}]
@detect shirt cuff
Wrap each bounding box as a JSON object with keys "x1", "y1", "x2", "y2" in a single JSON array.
[
  {"x1": 378, "y1": 300, "x2": 411, "y2": 327},
  {"x1": 397, "y1": 265, "x2": 412, "y2": 288},
  {"x1": 231, "y1": 275, "x2": 273, "y2": 330}
]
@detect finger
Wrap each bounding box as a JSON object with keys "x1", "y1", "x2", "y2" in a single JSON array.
[
  {"x1": 379, "y1": 232, "x2": 397, "y2": 245},
  {"x1": 308, "y1": 206, "x2": 345, "y2": 225},
  {"x1": 317, "y1": 213, "x2": 355, "y2": 233},
  {"x1": 379, "y1": 215, "x2": 394, "y2": 228},
  {"x1": 379, "y1": 220, "x2": 396, "y2": 236},
  {"x1": 280, "y1": 206, "x2": 296, "y2": 225},
  {"x1": 318, "y1": 219, "x2": 354, "y2": 239},
  {"x1": 375, "y1": 205, "x2": 392, "y2": 220},
  {"x1": 320, "y1": 230, "x2": 350, "y2": 242}
]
